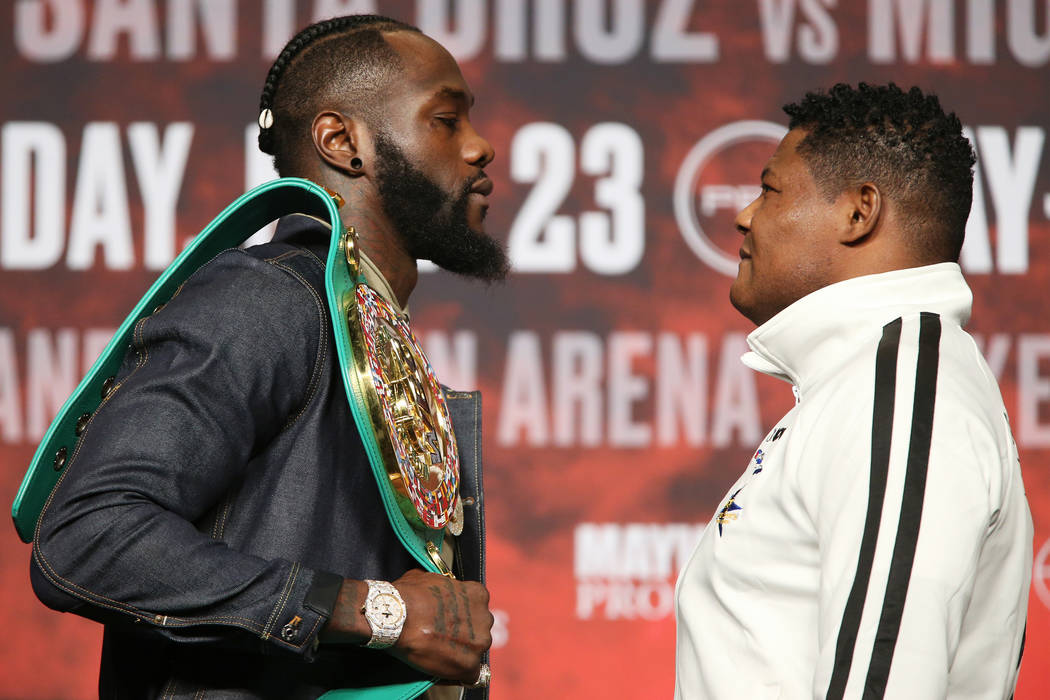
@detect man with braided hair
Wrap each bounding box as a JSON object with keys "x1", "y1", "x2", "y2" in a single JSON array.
[
  {"x1": 32, "y1": 14, "x2": 504, "y2": 699},
  {"x1": 674, "y1": 84, "x2": 1032, "y2": 698}
]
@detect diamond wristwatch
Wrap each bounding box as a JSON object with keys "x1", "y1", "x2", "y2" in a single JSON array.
[{"x1": 361, "y1": 580, "x2": 407, "y2": 649}]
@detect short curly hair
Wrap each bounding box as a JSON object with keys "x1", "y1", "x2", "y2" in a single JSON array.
[{"x1": 783, "y1": 83, "x2": 975, "y2": 262}]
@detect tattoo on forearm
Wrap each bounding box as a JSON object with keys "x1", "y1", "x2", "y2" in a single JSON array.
[{"x1": 458, "y1": 587, "x2": 476, "y2": 641}]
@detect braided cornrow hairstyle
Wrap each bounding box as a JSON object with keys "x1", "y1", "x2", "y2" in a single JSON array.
[{"x1": 257, "y1": 14, "x2": 420, "y2": 174}]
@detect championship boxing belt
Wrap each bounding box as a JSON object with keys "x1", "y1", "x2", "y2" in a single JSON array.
[{"x1": 11, "y1": 178, "x2": 459, "y2": 700}]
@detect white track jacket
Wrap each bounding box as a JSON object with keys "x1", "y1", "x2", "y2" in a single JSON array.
[{"x1": 675, "y1": 264, "x2": 1032, "y2": 699}]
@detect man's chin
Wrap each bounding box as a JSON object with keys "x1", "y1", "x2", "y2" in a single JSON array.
[
  {"x1": 466, "y1": 211, "x2": 488, "y2": 236},
  {"x1": 728, "y1": 283, "x2": 757, "y2": 324}
]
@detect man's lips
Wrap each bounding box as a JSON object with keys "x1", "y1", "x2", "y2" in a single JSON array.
[
  {"x1": 470, "y1": 178, "x2": 494, "y2": 197},
  {"x1": 739, "y1": 248, "x2": 752, "y2": 260}
]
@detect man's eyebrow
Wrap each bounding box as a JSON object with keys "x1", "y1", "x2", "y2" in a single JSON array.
[
  {"x1": 433, "y1": 86, "x2": 474, "y2": 107},
  {"x1": 760, "y1": 166, "x2": 772, "y2": 181}
]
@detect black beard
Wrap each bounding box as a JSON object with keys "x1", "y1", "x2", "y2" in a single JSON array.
[{"x1": 374, "y1": 133, "x2": 509, "y2": 282}]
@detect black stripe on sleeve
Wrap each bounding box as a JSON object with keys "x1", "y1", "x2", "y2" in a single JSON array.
[
  {"x1": 1018, "y1": 621, "x2": 1026, "y2": 669},
  {"x1": 863, "y1": 311, "x2": 942, "y2": 696},
  {"x1": 825, "y1": 317, "x2": 903, "y2": 700}
]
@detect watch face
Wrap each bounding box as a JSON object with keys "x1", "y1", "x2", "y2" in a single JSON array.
[{"x1": 371, "y1": 592, "x2": 406, "y2": 629}]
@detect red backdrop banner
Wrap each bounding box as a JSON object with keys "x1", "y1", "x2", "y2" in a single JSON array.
[{"x1": 1, "y1": 1, "x2": 1048, "y2": 697}]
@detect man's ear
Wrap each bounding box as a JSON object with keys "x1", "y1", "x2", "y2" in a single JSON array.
[
  {"x1": 311, "y1": 111, "x2": 367, "y2": 177},
  {"x1": 842, "y1": 182, "x2": 882, "y2": 245}
]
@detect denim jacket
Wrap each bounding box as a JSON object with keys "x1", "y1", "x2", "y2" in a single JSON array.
[{"x1": 30, "y1": 216, "x2": 487, "y2": 699}]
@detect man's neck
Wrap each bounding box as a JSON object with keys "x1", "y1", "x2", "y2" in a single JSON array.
[
  {"x1": 331, "y1": 178, "x2": 419, "y2": 308},
  {"x1": 354, "y1": 227, "x2": 417, "y2": 308}
]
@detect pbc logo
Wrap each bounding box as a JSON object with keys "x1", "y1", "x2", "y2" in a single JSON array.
[{"x1": 673, "y1": 120, "x2": 787, "y2": 277}]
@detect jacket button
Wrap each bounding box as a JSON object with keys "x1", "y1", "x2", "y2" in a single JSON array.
[
  {"x1": 101, "y1": 377, "x2": 115, "y2": 399},
  {"x1": 74, "y1": 413, "x2": 91, "y2": 436},
  {"x1": 53, "y1": 447, "x2": 68, "y2": 471},
  {"x1": 281, "y1": 615, "x2": 302, "y2": 642}
]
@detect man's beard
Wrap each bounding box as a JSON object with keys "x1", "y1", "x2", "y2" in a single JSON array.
[{"x1": 374, "y1": 133, "x2": 509, "y2": 282}]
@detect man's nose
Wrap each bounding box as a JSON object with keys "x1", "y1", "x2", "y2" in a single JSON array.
[
  {"x1": 464, "y1": 125, "x2": 495, "y2": 169},
  {"x1": 734, "y1": 197, "x2": 757, "y2": 235}
]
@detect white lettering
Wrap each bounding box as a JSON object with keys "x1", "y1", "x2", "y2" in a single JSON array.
[
  {"x1": 652, "y1": 0, "x2": 719, "y2": 62},
  {"x1": 88, "y1": 0, "x2": 161, "y2": 60},
  {"x1": 759, "y1": 0, "x2": 797, "y2": 62},
  {"x1": 508, "y1": 123, "x2": 576, "y2": 272},
  {"x1": 128, "y1": 123, "x2": 194, "y2": 269},
  {"x1": 574, "y1": 523, "x2": 621, "y2": 578},
  {"x1": 167, "y1": 0, "x2": 236, "y2": 61},
  {"x1": 494, "y1": 0, "x2": 526, "y2": 61},
  {"x1": 421, "y1": 331, "x2": 477, "y2": 391},
  {"x1": 797, "y1": 0, "x2": 837, "y2": 63},
  {"x1": 497, "y1": 332, "x2": 549, "y2": 446},
  {"x1": 535, "y1": 0, "x2": 567, "y2": 61},
  {"x1": 657, "y1": 333, "x2": 707, "y2": 446},
  {"x1": 976, "y1": 126, "x2": 1044, "y2": 274},
  {"x1": 313, "y1": 0, "x2": 377, "y2": 20},
  {"x1": 575, "y1": 522, "x2": 704, "y2": 580},
  {"x1": 0, "y1": 328, "x2": 116, "y2": 446},
  {"x1": 869, "y1": 0, "x2": 954, "y2": 63},
  {"x1": 700, "y1": 185, "x2": 758, "y2": 217},
  {"x1": 960, "y1": 127, "x2": 993, "y2": 274},
  {"x1": 495, "y1": 331, "x2": 764, "y2": 448},
  {"x1": 26, "y1": 328, "x2": 77, "y2": 440},
  {"x1": 579, "y1": 122, "x2": 645, "y2": 274},
  {"x1": 0, "y1": 330, "x2": 23, "y2": 442},
  {"x1": 262, "y1": 0, "x2": 296, "y2": 58},
  {"x1": 711, "y1": 333, "x2": 761, "y2": 447},
  {"x1": 1, "y1": 122, "x2": 66, "y2": 269},
  {"x1": 574, "y1": 522, "x2": 704, "y2": 620},
  {"x1": 67, "y1": 123, "x2": 133, "y2": 270},
  {"x1": 553, "y1": 331, "x2": 604, "y2": 446},
  {"x1": 634, "y1": 582, "x2": 675, "y2": 620},
  {"x1": 575, "y1": 0, "x2": 645, "y2": 64},
  {"x1": 608, "y1": 333, "x2": 651, "y2": 447},
  {"x1": 417, "y1": 0, "x2": 486, "y2": 60},
  {"x1": 14, "y1": 0, "x2": 85, "y2": 61},
  {"x1": 1018, "y1": 334, "x2": 1050, "y2": 447},
  {"x1": 967, "y1": 0, "x2": 996, "y2": 63},
  {"x1": 622, "y1": 524, "x2": 669, "y2": 579},
  {"x1": 83, "y1": 328, "x2": 116, "y2": 370},
  {"x1": 1007, "y1": 0, "x2": 1050, "y2": 67}
]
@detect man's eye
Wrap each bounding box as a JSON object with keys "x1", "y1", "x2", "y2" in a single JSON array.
[
  {"x1": 761, "y1": 184, "x2": 776, "y2": 193},
  {"x1": 437, "y1": 117, "x2": 459, "y2": 128}
]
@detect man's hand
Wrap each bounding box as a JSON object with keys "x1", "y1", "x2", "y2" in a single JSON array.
[
  {"x1": 320, "y1": 570, "x2": 493, "y2": 684},
  {"x1": 388, "y1": 569, "x2": 493, "y2": 683}
]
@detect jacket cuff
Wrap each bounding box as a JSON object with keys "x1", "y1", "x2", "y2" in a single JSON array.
[{"x1": 266, "y1": 566, "x2": 343, "y2": 661}]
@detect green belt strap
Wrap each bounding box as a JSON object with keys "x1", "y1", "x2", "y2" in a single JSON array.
[{"x1": 12, "y1": 177, "x2": 435, "y2": 700}]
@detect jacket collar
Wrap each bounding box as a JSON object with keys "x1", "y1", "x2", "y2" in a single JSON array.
[
  {"x1": 274, "y1": 214, "x2": 408, "y2": 316},
  {"x1": 741, "y1": 263, "x2": 972, "y2": 390}
]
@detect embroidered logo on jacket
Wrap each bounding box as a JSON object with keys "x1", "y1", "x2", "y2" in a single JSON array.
[{"x1": 716, "y1": 489, "x2": 743, "y2": 536}]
